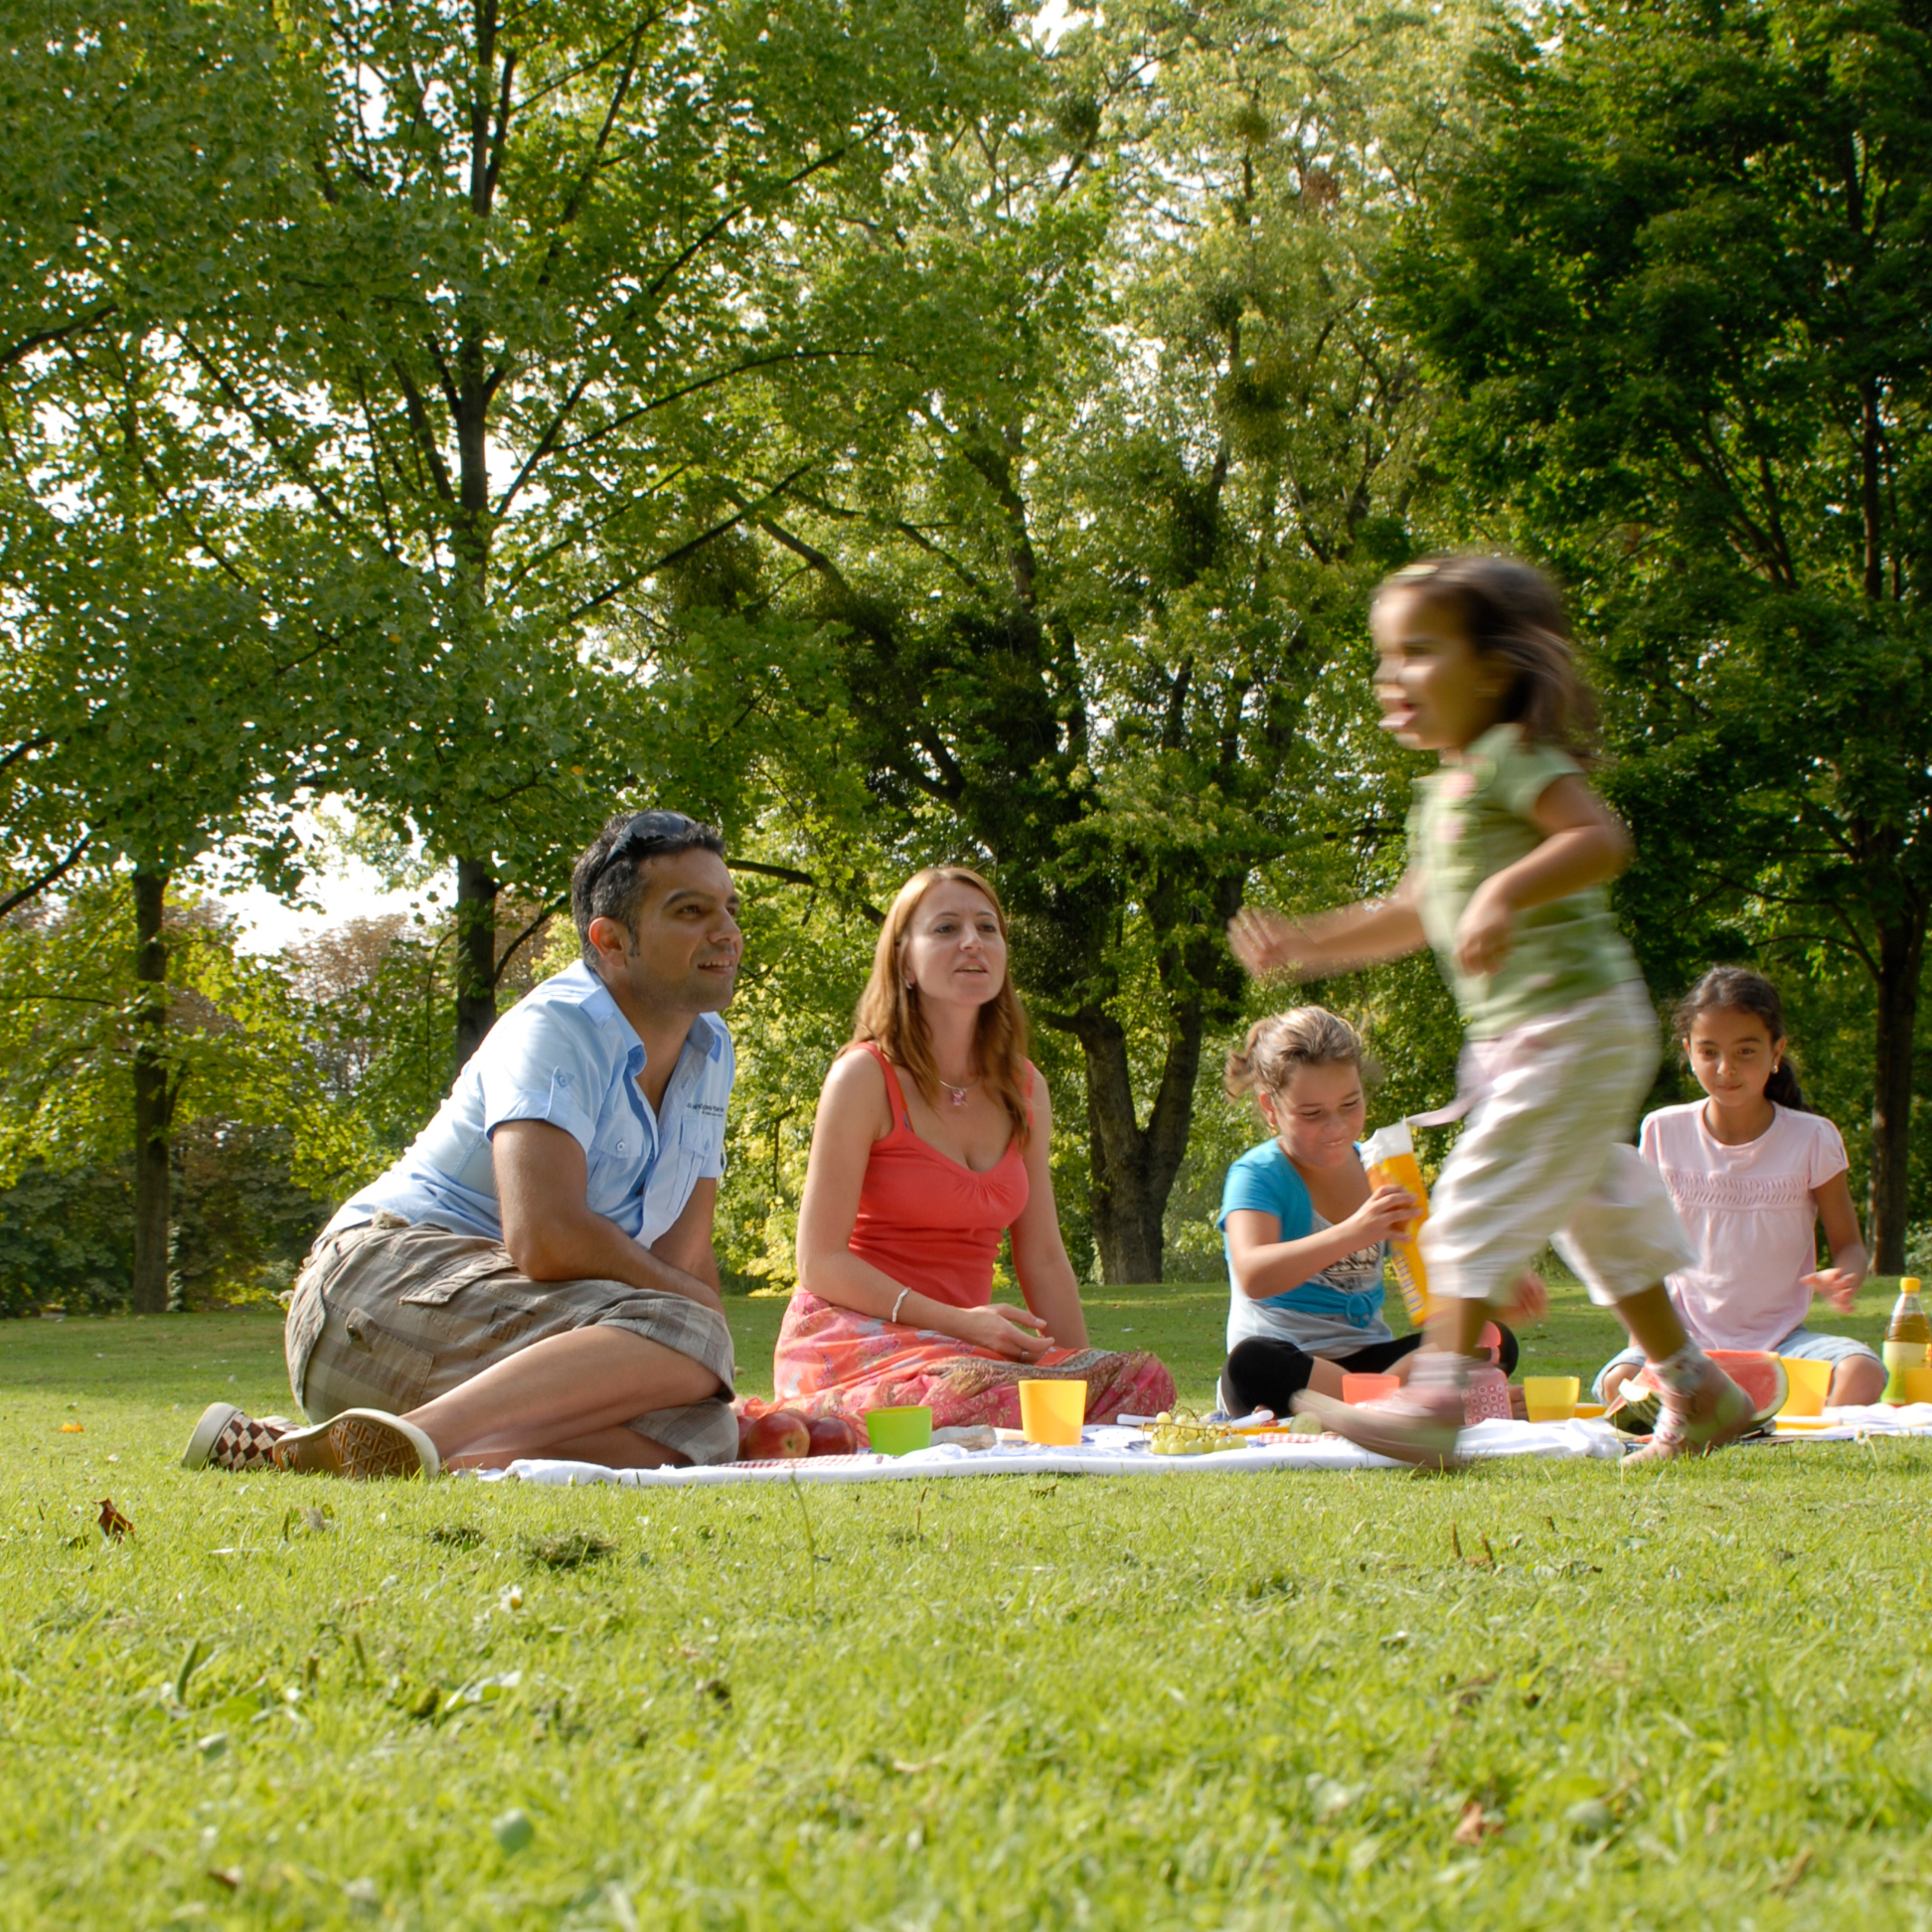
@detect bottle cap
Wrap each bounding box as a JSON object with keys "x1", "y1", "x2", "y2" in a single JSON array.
[{"x1": 1904, "y1": 1277, "x2": 1922, "y2": 1294}]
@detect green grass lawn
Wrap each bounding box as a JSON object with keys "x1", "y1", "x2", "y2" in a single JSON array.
[{"x1": 4, "y1": 1282, "x2": 1930, "y2": 1930}]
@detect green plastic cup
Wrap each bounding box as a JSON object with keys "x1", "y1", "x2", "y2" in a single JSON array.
[{"x1": 865, "y1": 1405, "x2": 932, "y2": 1457}]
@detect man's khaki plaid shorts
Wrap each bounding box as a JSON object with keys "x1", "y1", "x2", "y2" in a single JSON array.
[{"x1": 284, "y1": 1213, "x2": 738, "y2": 1466}]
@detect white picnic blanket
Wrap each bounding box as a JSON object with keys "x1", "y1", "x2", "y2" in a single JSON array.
[
  {"x1": 1754, "y1": 1400, "x2": 1932, "y2": 1443},
  {"x1": 468, "y1": 1403, "x2": 1932, "y2": 1492},
  {"x1": 472, "y1": 1417, "x2": 1628, "y2": 1490}
]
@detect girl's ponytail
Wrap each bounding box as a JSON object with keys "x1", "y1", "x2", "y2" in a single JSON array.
[
  {"x1": 1763, "y1": 1057, "x2": 1809, "y2": 1113},
  {"x1": 1225, "y1": 1007, "x2": 1375, "y2": 1104},
  {"x1": 1673, "y1": 966, "x2": 1810, "y2": 1114}
]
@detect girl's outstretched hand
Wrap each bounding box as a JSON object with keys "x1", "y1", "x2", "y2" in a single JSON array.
[
  {"x1": 1803, "y1": 1268, "x2": 1861, "y2": 1313},
  {"x1": 1496, "y1": 1270, "x2": 1548, "y2": 1324},
  {"x1": 1228, "y1": 906, "x2": 1310, "y2": 981}
]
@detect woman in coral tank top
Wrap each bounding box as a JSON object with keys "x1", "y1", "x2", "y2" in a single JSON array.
[{"x1": 769, "y1": 867, "x2": 1177, "y2": 1430}]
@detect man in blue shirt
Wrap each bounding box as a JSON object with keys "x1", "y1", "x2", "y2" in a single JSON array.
[{"x1": 183, "y1": 811, "x2": 746, "y2": 1479}]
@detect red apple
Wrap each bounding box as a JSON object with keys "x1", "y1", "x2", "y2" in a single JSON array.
[
  {"x1": 805, "y1": 1414, "x2": 862, "y2": 1458},
  {"x1": 740, "y1": 1409, "x2": 810, "y2": 1461}
]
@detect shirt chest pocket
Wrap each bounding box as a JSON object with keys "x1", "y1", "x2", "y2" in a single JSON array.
[{"x1": 585, "y1": 1110, "x2": 653, "y2": 1200}]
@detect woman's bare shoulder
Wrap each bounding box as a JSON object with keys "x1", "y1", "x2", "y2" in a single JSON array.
[{"x1": 820, "y1": 1044, "x2": 891, "y2": 1131}]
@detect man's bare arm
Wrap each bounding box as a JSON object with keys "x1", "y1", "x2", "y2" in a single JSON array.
[
  {"x1": 650, "y1": 1177, "x2": 722, "y2": 1292},
  {"x1": 493, "y1": 1119, "x2": 724, "y2": 1316}
]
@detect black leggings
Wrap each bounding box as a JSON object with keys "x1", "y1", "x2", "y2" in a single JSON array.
[{"x1": 1220, "y1": 1325, "x2": 1521, "y2": 1418}]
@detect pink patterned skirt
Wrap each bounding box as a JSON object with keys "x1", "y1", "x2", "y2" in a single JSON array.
[{"x1": 748, "y1": 1288, "x2": 1176, "y2": 1430}]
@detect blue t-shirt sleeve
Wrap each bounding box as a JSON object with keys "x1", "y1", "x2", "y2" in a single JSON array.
[
  {"x1": 475, "y1": 999, "x2": 606, "y2": 1152},
  {"x1": 1217, "y1": 1143, "x2": 1314, "y2": 1237}
]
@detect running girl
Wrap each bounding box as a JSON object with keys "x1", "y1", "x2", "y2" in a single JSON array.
[
  {"x1": 1594, "y1": 967, "x2": 1880, "y2": 1408},
  {"x1": 1230, "y1": 554, "x2": 1753, "y2": 1465},
  {"x1": 1216, "y1": 1007, "x2": 1521, "y2": 1416}
]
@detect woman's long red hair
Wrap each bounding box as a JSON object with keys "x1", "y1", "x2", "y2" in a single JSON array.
[{"x1": 851, "y1": 867, "x2": 1032, "y2": 1146}]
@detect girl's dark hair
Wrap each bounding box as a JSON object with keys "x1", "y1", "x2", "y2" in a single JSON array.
[
  {"x1": 1372, "y1": 554, "x2": 1600, "y2": 759},
  {"x1": 1673, "y1": 966, "x2": 1809, "y2": 1112}
]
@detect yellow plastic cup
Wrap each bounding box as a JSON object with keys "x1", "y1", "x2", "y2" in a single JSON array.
[
  {"x1": 865, "y1": 1405, "x2": 932, "y2": 1457},
  {"x1": 1523, "y1": 1375, "x2": 1579, "y2": 1423},
  {"x1": 1018, "y1": 1378, "x2": 1086, "y2": 1445},
  {"x1": 1901, "y1": 1367, "x2": 1932, "y2": 1407},
  {"x1": 1777, "y1": 1356, "x2": 1832, "y2": 1418}
]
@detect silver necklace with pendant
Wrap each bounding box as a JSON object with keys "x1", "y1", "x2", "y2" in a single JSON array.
[{"x1": 939, "y1": 1075, "x2": 979, "y2": 1109}]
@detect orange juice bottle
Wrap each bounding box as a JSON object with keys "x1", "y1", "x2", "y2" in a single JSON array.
[{"x1": 1360, "y1": 1121, "x2": 1429, "y2": 1326}]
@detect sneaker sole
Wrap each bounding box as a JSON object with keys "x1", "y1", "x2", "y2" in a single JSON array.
[
  {"x1": 1293, "y1": 1388, "x2": 1465, "y2": 1470},
  {"x1": 272, "y1": 1410, "x2": 440, "y2": 1481},
  {"x1": 181, "y1": 1402, "x2": 243, "y2": 1471}
]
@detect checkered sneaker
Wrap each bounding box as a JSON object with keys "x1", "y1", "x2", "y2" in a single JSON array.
[{"x1": 181, "y1": 1402, "x2": 289, "y2": 1473}]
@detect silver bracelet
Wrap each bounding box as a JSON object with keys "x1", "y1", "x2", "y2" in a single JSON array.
[{"x1": 889, "y1": 1288, "x2": 911, "y2": 1325}]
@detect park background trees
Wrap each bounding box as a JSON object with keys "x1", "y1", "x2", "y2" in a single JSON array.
[{"x1": 3, "y1": 0, "x2": 1931, "y2": 1303}]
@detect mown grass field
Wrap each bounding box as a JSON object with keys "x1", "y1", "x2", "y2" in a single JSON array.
[{"x1": 3, "y1": 1279, "x2": 1929, "y2": 1930}]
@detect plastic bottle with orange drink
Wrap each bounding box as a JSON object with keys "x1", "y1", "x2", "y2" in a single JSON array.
[{"x1": 1360, "y1": 1121, "x2": 1430, "y2": 1325}]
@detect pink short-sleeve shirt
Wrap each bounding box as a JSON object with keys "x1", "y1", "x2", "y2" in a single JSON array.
[{"x1": 1637, "y1": 1101, "x2": 1849, "y2": 1351}]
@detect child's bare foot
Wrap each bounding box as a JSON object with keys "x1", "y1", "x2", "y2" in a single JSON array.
[
  {"x1": 1623, "y1": 1362, "x2": 1755, "y2": 1465},
  {"x1": 1293, "y1": 1381, "x2": 1465, "y2": 1469}
]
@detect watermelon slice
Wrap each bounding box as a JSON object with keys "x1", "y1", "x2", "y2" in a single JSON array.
[{"x1": 1608, "y1": 1349, "x2": 1787, "y2": 1437}]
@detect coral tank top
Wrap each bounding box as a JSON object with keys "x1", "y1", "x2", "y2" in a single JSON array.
[{"x1": 847, "y1": 1043, "x2": 1032, "y2": 1310}]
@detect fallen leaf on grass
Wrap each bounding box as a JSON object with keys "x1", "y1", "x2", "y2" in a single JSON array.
[
  {"x1": 98, "y1": 1498, "x2": 133, "y2": 1541},
  {"x1": 1771, "y1": 1848, "x2": 1812, "y2": 1896},
  {"x1": 61, "y1": 1422, "x2": 83, "y2": 1434},
  {"x1": 206, "y1": 1864, "x2": 242, "y2": 1890},
  {"x1": 281, "y1": 1504, "x2": 333, "y2": 1540},
  {"x1": 1453, "y1": 1799, "x2": 1504, "y2": 1846}
]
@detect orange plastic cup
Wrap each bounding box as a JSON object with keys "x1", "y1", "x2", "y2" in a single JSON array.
[
  {"x1": 1018, "y1": 1378, "x2": 1086, "y2": 1445},
  {"x1": 1341, "y1": 1372, "x2": 1400, "y2": 1406},
  {"x1": 1777, "y1": 1356, "x2": 1832, "y2": 1418}
]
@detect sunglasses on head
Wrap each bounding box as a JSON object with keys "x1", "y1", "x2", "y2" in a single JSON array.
[{"x1": 583, "y1": 810, "x2": 704, "y2": 891}]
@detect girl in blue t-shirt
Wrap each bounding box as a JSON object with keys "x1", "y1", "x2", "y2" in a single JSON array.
[{"x1": 1217, "y1": 1006, "x2": 1517, "y2": 1417}]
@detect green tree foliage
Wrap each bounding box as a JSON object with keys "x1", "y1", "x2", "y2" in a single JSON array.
[
  {"x1": 1390, "y1": 0, "x2": 1932, "y2": 1261},
  {"x1": 0, "y1": 885, "x2": 370, "y2": 1308},
  {"x1": 712, "y1": 0, "x2": 1474, "y2": 1279},
  {"x1": 178, "y1": 0, "x2": 1024, "y2": 1065}
]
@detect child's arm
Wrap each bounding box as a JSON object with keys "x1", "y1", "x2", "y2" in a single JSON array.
[
  {"x1": 1230, "y1": 874, "x2": 1428, "y2": 982},
  {"x1": 1455, "y1": 776, "x2": 1633, "y2": 976},
  {"x1": 1225, "y1": 1188, "x2": 1421, "y2": 1301},
  {"x1": 1802, "y1": 1174, "x2": 1868, "y2": 1312}
]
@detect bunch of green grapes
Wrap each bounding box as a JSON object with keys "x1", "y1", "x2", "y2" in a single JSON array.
[{"x1": 1147, "y1": 1409, "x2": 1246, "y2": 1456}]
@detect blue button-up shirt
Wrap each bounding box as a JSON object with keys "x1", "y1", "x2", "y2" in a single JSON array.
[{"x1": 327, "y1": 960, "x2": 733, "y2": 1246}]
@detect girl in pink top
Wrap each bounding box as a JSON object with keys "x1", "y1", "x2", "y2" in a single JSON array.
[{"x1": 1595, "y1": 967, "x2": 1881, "y2": 1408}]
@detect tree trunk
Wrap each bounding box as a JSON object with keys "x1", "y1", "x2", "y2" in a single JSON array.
[
  {"x1": 454, "y1": 855, "x2": 500, "y2": 1069},
  {"x1": 130, "y1": 869, "x2": 174, "y2": 1313},
  {"x1": 1868, "y1": 909, "x2": 1924, "y2": 1272},
  {"x1": 1060, "y1": 1004, "x2": 1205, "y2": 1285}
]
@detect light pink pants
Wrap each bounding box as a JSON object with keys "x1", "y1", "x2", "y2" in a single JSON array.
[{"x1": 1421, "y1": 983, "x2": 1695, "y2": 1307}]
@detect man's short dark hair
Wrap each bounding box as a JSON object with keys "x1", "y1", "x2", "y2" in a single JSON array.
[{"x1": 571, "y1": 810, "x2": 726, "y2": 962}]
